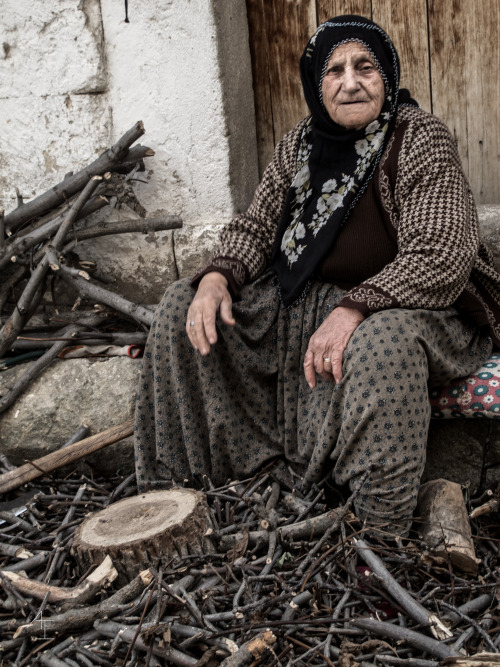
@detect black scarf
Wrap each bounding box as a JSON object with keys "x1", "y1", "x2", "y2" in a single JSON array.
[{"x1": 270, "y1": 15, "x2": 417, "y2": 306}]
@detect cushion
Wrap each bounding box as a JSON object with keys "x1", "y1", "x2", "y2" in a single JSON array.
[{"x1": 429, "y1": 353, "x2": 500, "y2": 419}]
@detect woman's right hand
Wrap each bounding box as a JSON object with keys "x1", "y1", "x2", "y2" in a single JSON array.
[{"x1": 186, "y1": 272, "x2": 235, "y2": 355}]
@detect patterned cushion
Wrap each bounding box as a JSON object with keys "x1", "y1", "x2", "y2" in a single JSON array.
[{"x1": 429, "y1": 353, "x2": 500, "y2": 418}]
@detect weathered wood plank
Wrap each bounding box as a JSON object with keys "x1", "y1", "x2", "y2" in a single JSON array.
[
  {"x1": 317, "y1": 0, "x2": 371, "y2": 23},
  {"x1": 374, "y1": 0, "x2": 431, "y2": 111},
  {"x1": 246, "y1": 0, "x2": 315, "y2": 174},
  {"x1": 428, "y1": 0, "x2": 470, "y2": 175},
  {"x1": 463, "y1": 0, "x2": 500, "y2": 203},
  {"x1": 246, "y1": 0, "x2": 275, "y2": 175}
]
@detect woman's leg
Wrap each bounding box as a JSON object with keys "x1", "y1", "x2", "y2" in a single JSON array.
[
  {"x1": 134, "y1": 275, "x2": 285, "y2": 491},
  {"x1": 329, "y1": 308, "x2": 492, "y2": 535}
]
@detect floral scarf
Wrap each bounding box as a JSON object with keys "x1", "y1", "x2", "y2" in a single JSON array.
[{"x1": 271, "y1": 15, "x2": 416, "y2": 306}]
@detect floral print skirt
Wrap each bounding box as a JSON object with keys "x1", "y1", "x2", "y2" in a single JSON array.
[{"x1": 134, "y1": 271, "x2": 492, "y2": 534}]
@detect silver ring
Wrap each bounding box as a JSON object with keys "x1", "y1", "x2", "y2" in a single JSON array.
[
  {"x1": 323, "y1": 357, "x2": 331, "y2": 363},
  {"x1": 189, "y1": 321, "x2": 195, "y2": 327}
]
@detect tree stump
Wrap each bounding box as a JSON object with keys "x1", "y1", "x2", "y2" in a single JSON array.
[{"x1": 72, "y1": 489, "x2": 214, "y2": 582}]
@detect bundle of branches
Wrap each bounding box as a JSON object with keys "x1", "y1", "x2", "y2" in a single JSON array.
[
  {"x1": 0, "y1": 121, "x2": 182, "y2": 414},
  {"x1": 0, "y1": 461, "x2": 499, "y2": 666}
]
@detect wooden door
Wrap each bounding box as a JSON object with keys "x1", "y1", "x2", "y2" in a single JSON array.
[{"x1": 246, "y1": 0, "x2": 500, "y2": 204}]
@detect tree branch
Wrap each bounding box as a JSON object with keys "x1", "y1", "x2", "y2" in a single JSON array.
[{"x1": 4, "y1": 122, "x2": 148, "y2": 233}]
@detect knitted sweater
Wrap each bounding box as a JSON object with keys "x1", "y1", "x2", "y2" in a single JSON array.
[{"x1": 196, "y1": 106, "x2": 500, "y2": 347}]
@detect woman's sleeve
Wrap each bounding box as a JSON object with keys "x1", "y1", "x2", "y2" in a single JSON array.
[
  {"x1": 192, "y1": 121, "x2": 304, "y2": 294},
  {"x1": 338, "y1": 112, "x2": 479, "y2": 316}
]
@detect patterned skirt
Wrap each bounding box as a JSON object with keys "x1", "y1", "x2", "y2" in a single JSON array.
[{"x1": 134, "y1": 271, "x2": 492, "y2": 533}]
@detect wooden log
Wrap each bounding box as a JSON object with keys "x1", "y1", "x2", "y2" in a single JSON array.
[
  {"x1": 72, "y1": 489, "x2": 214, "y2": 582},
  {"x1": 0, "y1": 419, "x2": 134, "y2": 494},
  {"x1": 414, "y1": 479, "x2": 479, "y2": 575}
]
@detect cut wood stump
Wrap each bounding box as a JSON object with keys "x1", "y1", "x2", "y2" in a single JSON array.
[{"x1": 72, "y1": 489, "x2": 214, "y2": 582}]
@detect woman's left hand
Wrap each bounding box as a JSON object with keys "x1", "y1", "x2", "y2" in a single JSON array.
[{"x1": 304, "y1": 306, "x2": 365, "y2": 388}]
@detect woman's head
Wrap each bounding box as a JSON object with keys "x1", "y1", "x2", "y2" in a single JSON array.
[{"x1": 300, "y1": 15, "x2": 400, "y2": 133}]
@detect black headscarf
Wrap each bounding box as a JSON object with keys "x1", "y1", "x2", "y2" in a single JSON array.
[{"x1": 270, "y1": 15, "x2": 417, "y2": 306}]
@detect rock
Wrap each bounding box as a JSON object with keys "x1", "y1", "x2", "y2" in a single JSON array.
[
  {"x1": 478, "y1": 205, "x2": 500, "y2": 272},
  {"x1": 425, "y1": 420, "x2": 500, "y2": 492},
  {"x1": 0, "y1": 357, "x2": 140, "y2": 474}
]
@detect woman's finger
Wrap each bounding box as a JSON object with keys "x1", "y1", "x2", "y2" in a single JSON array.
[{"x1": 304, "y1": 349, "x2": 317, "y2": 388}]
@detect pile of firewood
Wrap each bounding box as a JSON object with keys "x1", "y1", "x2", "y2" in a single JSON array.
[
  {"x1": 0, "y1": 121, "x2": 181, "y2": 415},
  {"x1": 0, "y1": 459, "x2": 499, "y2": 666}
]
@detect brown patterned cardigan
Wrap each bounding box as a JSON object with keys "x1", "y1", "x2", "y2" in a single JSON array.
[{"x1": 195, "y1": 106, "x2": 500, "y2": 348}]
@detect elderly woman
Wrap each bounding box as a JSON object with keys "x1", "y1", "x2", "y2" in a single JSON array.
[{"x1": 135, "y1": 15, "x2": 500, "y2": 535}]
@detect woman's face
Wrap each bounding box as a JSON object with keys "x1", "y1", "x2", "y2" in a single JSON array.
[{"x1": 321, "y1": 41, "x2": 385, "y2": 130}]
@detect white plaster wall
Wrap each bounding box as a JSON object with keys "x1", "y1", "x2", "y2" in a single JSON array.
[
  {"x1": 0, "y1": 0, "x2": 110, "y2": 204},
  {"x1": 0, "y1": 0, "x2": 257, "y2": 302},
  {"x1": 100, "y1": 0, "x2": 234, "y2": 220}
]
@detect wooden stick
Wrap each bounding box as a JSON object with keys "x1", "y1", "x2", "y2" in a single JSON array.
[
  {"x1": 353, "y1": 539, "x2": 452, "y2": 641},
  {"x1": 65, "y1": 214, "x2": 183, "y2": 242},
  {"x1": 0, "y1": 176, "x2": 103, "y2": 357},
  {"x1": 0, "y1": 419, "x2": 134, "y2": 494},
  {"x1": 13, "y1": 569, "x2": 153, "y2": 639},
  {"x1": 218, "y1": 507, "x2": 357, "y2": 551},
  {"x1": 57, "y1": 265, "x2": 155, "y2": 326},
  {"x1": 0, "y1": 195, "x2": 108, "y2": 272},
  {"x1": 1, "y1": 554, "x2": 117, "y2": 603},
  {"x1": 352, "y1": 618, "x2": 459, "y2": 661},
  {"x1": 219, "y1": 629, "x2": 276, "y2": 666},
  {"x1": 4, "y1": 122, "x2": 147, "y2": 233}
]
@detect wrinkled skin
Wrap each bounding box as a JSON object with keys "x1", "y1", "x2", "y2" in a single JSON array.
[{"x1": 186, "y1": 272, "x2": 235, "y2": 357}]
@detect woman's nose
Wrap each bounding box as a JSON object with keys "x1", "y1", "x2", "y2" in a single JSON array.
[{"x1": 342, "y1": 67, "x2": 361, "y2": 91}]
